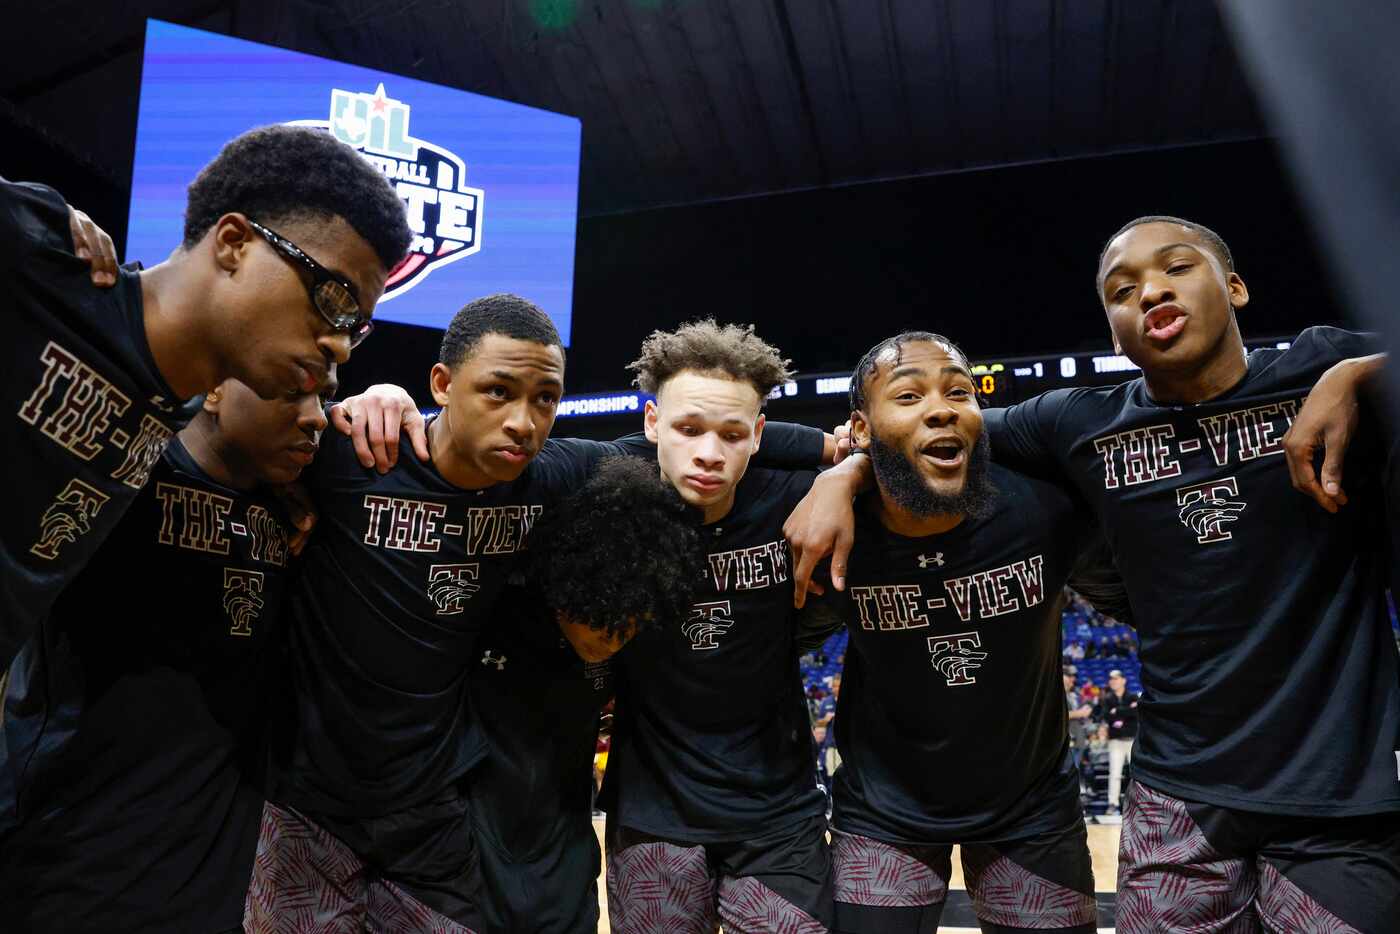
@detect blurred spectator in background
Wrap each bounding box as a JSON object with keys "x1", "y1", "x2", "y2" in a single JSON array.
[
  {"x1": 812, "y1": 724, "x2": 832, "y2": 793},
  {"x1": 1096, "y1": 669, "x2": 1139, "y2": 815},
  {"x1": 815, "y1": 673, "x2": 840, "y2": 729},
  {"x1": 1064, "y1": 666, "x2": 1094, "y2": 798},
  {"x1": 813, "y1": 722, "x2": 841, "y2": 815}
]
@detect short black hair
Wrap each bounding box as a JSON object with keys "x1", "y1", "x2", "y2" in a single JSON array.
[
  {"x1": 527, "y1": 457, "x2": 702, "y2": 639},
  {"x1": 183, "y1": 125, "x2": 411, "y2": 272},
  {"x1": 849, "y1": 331, "x2": 971, "y2": 412},
  {"x1": 628, "y1": 319, "x2": 795, "y2": 400},
  {"x1": 1098, "y1": 215, "x2": 1235, "y2": 282},
  {"x1": 439, "y1": 293, "x2": 564, "y2": 369}
]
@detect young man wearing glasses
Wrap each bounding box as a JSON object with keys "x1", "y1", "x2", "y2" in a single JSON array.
[
  {"x1": 0, "y1": 124, "x2": 410, "y2": 848},
  {"x1": 0, "y1": 124, "x2": 409, "y2": 681}
]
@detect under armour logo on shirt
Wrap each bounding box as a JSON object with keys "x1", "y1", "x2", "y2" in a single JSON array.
[
  {"x1": 917, "y1": 552, "x2": 945, "y2": 568},
  {"x1": 481, "y1": 651, "x2": 507, "y2": 670}
]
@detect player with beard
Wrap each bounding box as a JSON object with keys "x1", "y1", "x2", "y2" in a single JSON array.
[
  {"x1": 788, "y1": 217, "x2": 1400, "y2": 933},
  {"x1": 0, "y1": 125, "x2": 410, "y2": 837},
  {"x1": 812, "y1": 332, "x2": 1101, "y2": 934},
  {"x1": 0, "y1": 369, "x2": 336, "y2": 934},
  {"x1": 251, "y1": 300, "x2": 829, "y2": 931},
  {"x1": 601, "y1": 320, "x2": 835, "y2": 934},
  {"x1": 471, "y1": 456, "x2": 705, "y2": 933}
]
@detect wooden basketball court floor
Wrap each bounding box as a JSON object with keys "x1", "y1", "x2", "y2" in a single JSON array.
[{"x1": 592, "y1": 819, "x2": 1122, "y2": 933}]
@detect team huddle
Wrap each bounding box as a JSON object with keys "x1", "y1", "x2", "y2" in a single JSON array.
[{"x1": 0, "y1": 124, "x2": 1396, "y2": 934}]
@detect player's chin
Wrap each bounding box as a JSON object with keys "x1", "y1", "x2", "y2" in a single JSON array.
[
  {"x1": 679, "y1": 485, "x2": 728, "y2": 510},
  {"x1": 480, "y1": 454, "x2": 531, "y2": 483},
  {"x1": 921, "y1": 471, "x2": 966, "y2": 499},
  {"x1": 919, "y1": 458, "x2": 967, "y2": 488},
  {"x1": 564, "y1": 630, "x2": 624, "y2": 663},
  {"x1": 574, "y1": 643, "x2": 618, "y2": 664},
  {"x1": 1125, "y1": 330, "x2": 1205, "y2": 371},
  {"x1": 260, "y1": 462, "x2": 305, "y2": 487}
]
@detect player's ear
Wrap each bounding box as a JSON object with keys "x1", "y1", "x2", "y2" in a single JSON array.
[
  {"x1": 751, "y1": 413, "x2": 765, "y2": 452},
  {"x1": 1227, "y1": 272, "x2": 1249, "y2": 311},
  {"x1": 429, "y1": 363, "x2": 453, "y2": 407},
  {"x1": 643, "y1": 399, "x2": 660, "y2": 444},
  {"x1": 850, "y1": 409, "x2": 872, "y2": 452},
  {"x1": 211, "y1": 213, "x2": 255, "y2": 275}
]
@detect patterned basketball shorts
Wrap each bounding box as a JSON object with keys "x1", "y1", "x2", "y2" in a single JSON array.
[
  {"x1": 605, "y1": 813, "x2": 833, "y2": 933},
  {"x1": 242, "y1": 801, "x2": 477, "y2": 934},
  {"x1": 1117, "y1": 780, "x2": 1400, "y2": 934},
  {"x1": 830, "y1": 821, "x2": 1097, "y2": 933}
]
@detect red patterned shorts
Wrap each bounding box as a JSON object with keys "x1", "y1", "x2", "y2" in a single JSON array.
[
  {"x1": 242, "y1": 801, "x2": 477, "y2": 934},
  {"x1": 1117, "y1": 780, "x2": 1400, "y2": 934},
  {"x1": 830, "y1": 821, "x2": 1097, "y2": 932}
]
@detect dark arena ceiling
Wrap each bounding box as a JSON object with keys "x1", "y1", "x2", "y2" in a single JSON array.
[
  {"x1": 4, "y1": 0, "x2": 1342, "y2": 399},
  {"x1": 1, "y1": 0, "x2": 1266, "y2": 218}
]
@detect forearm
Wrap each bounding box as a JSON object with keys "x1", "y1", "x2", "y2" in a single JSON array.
[{"x1": 820, "y1": 449, "x2": 874, "y2": 492}]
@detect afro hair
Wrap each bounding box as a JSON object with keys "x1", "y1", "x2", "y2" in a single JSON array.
[
  {"x1": 627, "y1": 319, "x2": 794, "y2": 400},
  {"x1": 527, "y1": 456, "x2": 703, "y2": 640},
  {"x1": 183, "y1": 124, "x2": 411, "y2": 272}
]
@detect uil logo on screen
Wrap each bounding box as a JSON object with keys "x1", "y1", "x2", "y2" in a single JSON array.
[{"x1": 289, "y1": 83, "x2": 484, "y2": 301}]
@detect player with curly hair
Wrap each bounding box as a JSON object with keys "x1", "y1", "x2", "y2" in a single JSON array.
[
  {"x1": 529, "y1": 455, "x2": 703, "y2": 656},
  {"x1": 471, "y1": 456, "x2": 705, "y2": 931},
  {"x1": 601, "y1": 319, "x2": 838, "y2": 934},
  {"x1": 254, "y1": 299, "x2": 831, "y2": 932}
]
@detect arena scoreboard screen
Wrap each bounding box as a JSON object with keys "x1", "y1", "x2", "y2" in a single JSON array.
[{"x1": 127, "y1": 19, "x2": 582, "y2": 342}]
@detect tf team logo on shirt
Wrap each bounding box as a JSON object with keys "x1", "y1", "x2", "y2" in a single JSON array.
[
  {"x1": 289, "y1": 83, "x2": 484, "y2": 301},
  {"x1": 1175, "y1": 476, "x2": 1246, "y2": 544},
  {"x1": 29, "y1": 478, "x2": 110, "y2": 561},
  {"x1": 927, "y1": 631, "x2": 986, "y2": 686},
  {"x1": 684, "y1": 601, "x2": 734, "y2": 650},
  {"x1": 223, "y1": 568, "x2": 265, "y2": 637},
  {"x1": 428, "y1": 563, "x2": 481, "y2": 615}
]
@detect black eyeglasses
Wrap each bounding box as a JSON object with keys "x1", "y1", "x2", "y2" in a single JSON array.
[{"x1": 248, "y1": 220, "x2": 374, "y2": 348}]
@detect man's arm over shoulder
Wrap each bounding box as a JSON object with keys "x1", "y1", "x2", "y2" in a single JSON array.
[
  {"x1": 793, "y1": 587, "x2": 846, "y2": 654},
  {"x1": 1067, "y1": 532, "x2": 1133, "y2": 626},
  {"x1": 982, "y1": 388, "x2": 1080, "y2": 479},
  {"x1": 1280, "y1": 327, "x2": 1389, "y2": 512},
  {"x1": 756, "y1": 422, "x2": 828, "y2": 468},
  {"x1": 0, "y1": 177, "x2": 70, "y2": 269},
  {"x1": 1296, "y1": 325, "x2": 1384, "y2": 364}
]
